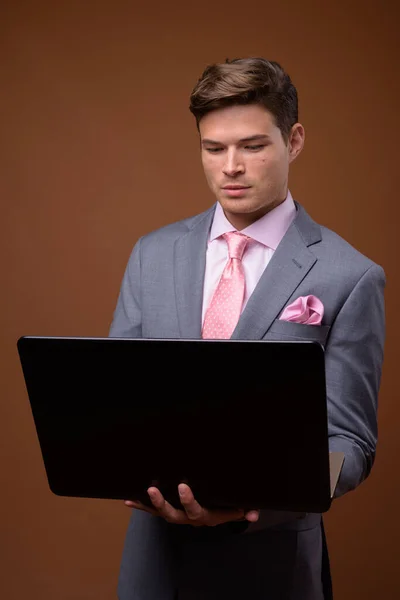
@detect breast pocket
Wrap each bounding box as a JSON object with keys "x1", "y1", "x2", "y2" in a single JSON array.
[{"x1": 265, "y1": 319, "x2": 331, "y2": 346}]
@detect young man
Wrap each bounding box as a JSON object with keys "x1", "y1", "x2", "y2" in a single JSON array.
[{"x1": 110, "y1": 58, "x2": 385, "y2": 600}]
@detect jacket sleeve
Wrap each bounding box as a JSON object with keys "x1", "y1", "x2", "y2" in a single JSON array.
[
  {"x1": 109, "y1": 238, "x2": 143, "y2": 338},
  {"x1": 325, "y1": 264, "x2": 386, "y2": 497},
  {"x1": 110, "y1": 241, "x2": 178, "y2": 599}
]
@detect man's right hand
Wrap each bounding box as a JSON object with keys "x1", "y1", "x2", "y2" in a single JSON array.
[{"x1": 124, "y1": 483, "x2": 260, "y2": 527}]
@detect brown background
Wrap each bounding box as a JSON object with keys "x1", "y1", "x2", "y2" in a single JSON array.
[{"x1": 1, "y1": 0, "x2": 399, "y2": 598}]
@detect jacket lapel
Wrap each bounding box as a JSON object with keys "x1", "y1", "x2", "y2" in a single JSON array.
[
  {"x1": 174, "y1": 206, "x2": 215, "y2": 338},
  {"x1": 232, "y1": 204, "x2": 321, "y2": 340}
]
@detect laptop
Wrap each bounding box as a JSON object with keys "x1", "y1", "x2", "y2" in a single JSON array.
[{"x1": 17, "y1": 336, "x2": 338, "y2": 513}]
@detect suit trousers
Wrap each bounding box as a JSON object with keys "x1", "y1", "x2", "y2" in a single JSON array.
[{"x1": 174, "y1": 523, "x2": 324, "y2": 600}]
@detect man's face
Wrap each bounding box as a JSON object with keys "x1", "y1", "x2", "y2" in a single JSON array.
[{"x1": 199, "y1": 104, "x2": 304, "y2": 230}]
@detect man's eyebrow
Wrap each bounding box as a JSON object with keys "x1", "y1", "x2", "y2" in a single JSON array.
[
  {"x1": 201, "y1": 134, "x2": 271, "y2": 145},
  {"x1": 239, "y1": 134, "x2": 271, "y2": 143}
]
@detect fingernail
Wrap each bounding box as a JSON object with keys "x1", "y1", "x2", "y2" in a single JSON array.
[{"x1": 179, "y1": 483, "x2": 190, "y2": 496}]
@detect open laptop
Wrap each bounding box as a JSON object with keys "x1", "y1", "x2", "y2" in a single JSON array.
[{"x1": 17, "y1": 336, "x2": 340, "y2": 513}]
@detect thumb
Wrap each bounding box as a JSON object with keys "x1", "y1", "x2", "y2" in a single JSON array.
[{"x1": 244, "y1": 509, "x2": 260, "y2": 522}]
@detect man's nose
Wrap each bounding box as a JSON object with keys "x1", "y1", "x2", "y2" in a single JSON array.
[{"x1": 222, "y1": 150, "x2": 245, "y2": 176}]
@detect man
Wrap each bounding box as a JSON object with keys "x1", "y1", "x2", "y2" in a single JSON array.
[{"x1": 109, "y1": 57, "x2": 385, "y2": 600}]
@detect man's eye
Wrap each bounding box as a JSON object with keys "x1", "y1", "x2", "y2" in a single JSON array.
[{"x1": 245, "y1": 145, "x2": 265, "y2": 151}]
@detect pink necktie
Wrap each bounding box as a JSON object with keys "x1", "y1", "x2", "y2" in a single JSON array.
[{"x1": 202, "y1": 232, "x2": 250, "y2": 339}]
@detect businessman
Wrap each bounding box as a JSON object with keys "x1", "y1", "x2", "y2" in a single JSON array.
[{"x1": 109, "y1": 57, "x2": 385, "y2": 600}]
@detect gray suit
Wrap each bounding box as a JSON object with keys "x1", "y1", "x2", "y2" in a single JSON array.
[{"x1": 110, "y1": 202, "x2": 385, "y2": 600}]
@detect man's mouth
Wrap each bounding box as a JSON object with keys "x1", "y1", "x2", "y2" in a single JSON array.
[
  {"x1": 221, "y1": 185, "x2": 251, "y2": 197},
  {"x1": 222, "y1": 185, "x2": 251, "y2": 190}
]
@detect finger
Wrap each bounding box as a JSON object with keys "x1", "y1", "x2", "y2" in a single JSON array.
[
  {"x1": 124, "y1": 499, "x2": 149, "y2": 509},
  {"x1": 147, "y1": 487, "x2": 188, "y2": 524},
  {"x1": 203, "y1": 507, "x2": 246, "y2": 525},
  {"x1": 244, "y1": 509, "x2": 260, "y2": 522},
  {"x1": 178, "y1": 485, "x2": 246, "y2": 525},
  {"x1": 178, "y1": 483, "x2": 205, "y2": 521},
  {"x1": 124, "y1": 500, "x2": 159, "y2": 516}
]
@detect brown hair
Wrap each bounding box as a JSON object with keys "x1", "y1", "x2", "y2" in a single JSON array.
[{"x1": 189, "y1": 57, "x2": 298, "y2": 142}]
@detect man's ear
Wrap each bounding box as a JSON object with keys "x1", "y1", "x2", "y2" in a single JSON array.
[{"x1": 288, "y1": 123, "x2": 305, "y2": 163}]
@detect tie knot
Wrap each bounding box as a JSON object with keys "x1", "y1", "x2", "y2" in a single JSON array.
[{"x1": 223, "y1": 231, "x2": 250, "y2": 260}]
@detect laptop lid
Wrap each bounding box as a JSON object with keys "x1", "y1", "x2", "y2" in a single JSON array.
[{"x1": 17, "y1": 336, "x2": 332, "y2": 513}]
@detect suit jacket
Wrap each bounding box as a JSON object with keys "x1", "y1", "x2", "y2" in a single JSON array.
[{"x1": 109, "y1": 202, "x2": 385, "y2": 600}]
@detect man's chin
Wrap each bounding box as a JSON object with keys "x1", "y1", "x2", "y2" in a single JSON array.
[
  {"x1": 217, "y1": 197, "x2": 257, "y2": 214},
  {"x1": 217, "y1": 194, "x2": 285, "y2": 217}
]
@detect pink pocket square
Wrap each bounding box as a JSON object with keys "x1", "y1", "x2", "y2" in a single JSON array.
[{"x1": 279, "y1": 295, "x2": 324, "y2": 325}]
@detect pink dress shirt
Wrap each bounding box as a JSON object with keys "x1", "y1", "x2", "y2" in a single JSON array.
[{"x1": 201, "y1": 192, "x2": 297, "y2": 324}]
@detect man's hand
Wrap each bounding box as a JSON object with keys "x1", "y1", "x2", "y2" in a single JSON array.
[{"x1": 125, "y1": 483, "x2": 260, "y2": 527}]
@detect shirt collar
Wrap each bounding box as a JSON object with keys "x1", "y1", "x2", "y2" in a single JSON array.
[{"x1": 209, "y1": 191, "x2": 297, "y2": 250}]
